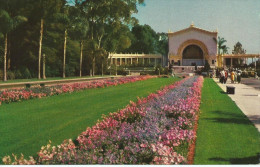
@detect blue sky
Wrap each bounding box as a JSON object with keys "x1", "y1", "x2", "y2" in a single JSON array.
[{"x1": 133, "y1": 0, "x2": 260, "y2": 54}]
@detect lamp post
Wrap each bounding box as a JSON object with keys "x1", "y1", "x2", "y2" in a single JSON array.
[
  {"x1": 116, "y1": 65, "x2": 117, "y2": 76},
  {"x1": 42, "y1": 54, "x2": 46, "y2": 79}
]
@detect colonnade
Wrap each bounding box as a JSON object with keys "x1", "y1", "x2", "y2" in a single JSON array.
[
  {"x1": 108, "y1": 53, "x2": 163, "y2": 66},
  {"x1": 222, "y1": 54, "x2": 260, "y2": 68}
]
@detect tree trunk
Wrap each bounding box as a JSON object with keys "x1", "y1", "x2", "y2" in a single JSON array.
[
  {"x1": 38, "y1": 18, "x2": 44, "y2": 79},
  {"x1": 92, "y1": 57, "x2": 95, "y2": 76},
  {"x1": 63, "y1": 29, "x2": 67, "y2": 78},
  {"x1": 80, "y1": 40, "x2": 83, "y2": 77},
  {"x1": 3, "y1": 34, "x2": 7, "y2": 82},
  {"x1": 91, "y1": 18, "x2": 94, "y2": 40},
  {"x1": 115, "y1": 64, "x2": 117, "y2": 76},
  {"x1": 102, "y1": 62, "x2": 103, "y2": 76},
  {"x1": 7, "y1": 33, "x2": 11, "y2": 70},
  {"x1": 43, "y1": 54, "x2": 46, "y2": 79},
  {"x1": 97, "y1": 34, "x2": 103, "y2": 49}
]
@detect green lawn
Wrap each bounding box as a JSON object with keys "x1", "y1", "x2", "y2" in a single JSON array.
[
  {"x1": 0, "y1": 77, "x2": 179, "y2": 161},
  {"x1": 194, "y1": 78, "x2": 260, "y2": 164}
]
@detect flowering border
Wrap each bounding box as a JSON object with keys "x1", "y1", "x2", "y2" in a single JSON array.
[
  {"x1": 2, "y1": 76, "x2": 204, "y2": 165},
  {"x1": 0, "y1": 75, "x2": 156, "y2": 106}
]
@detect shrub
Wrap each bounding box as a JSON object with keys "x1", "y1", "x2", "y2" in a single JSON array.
[
  {"x1": 155, "y1": 65, "x2": 163, "y2": 75},
  {"x1": 7, "y1": 71, "x2": 15, "y2": 80},
  {"x1": 23, "y1": 68, "x2": 32, "y2": 79},
  {"x1": 14, "y1": 70, "x2": 23, "y2": 79},
  {"x1": 0, "y1": 70, "x2": 3, "y2": 80}
]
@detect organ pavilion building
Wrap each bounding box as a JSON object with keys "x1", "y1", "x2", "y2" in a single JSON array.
[
  {"x1": 109, "y1": 23, "x2": 260, "y2": 70},
  {"x1": 168, "y1": 23, "x2": 218, "y2": 67}
]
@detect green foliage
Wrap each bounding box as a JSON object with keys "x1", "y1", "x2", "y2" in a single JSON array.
[
  {"x1": 103, "y1": 24, "x2": 133, "y2": 53},
  {"x1": 0, "y1": 9, "x2": 27, "y2": 34},
  {"x1": 157, "y1": 33, "x2": 168, "y2": 56},
  {"x1": 155, "y1": 64, "x2": 163, "y2": 75},
  {"x1": 0, "y1": 0, "x2": 169, "y2": 79},
  {"x1": 232, "y1": 42, "x2": 246, "y2": 54},
  {"x1": 128, "y1": 24, "x2": 159, "y2": 54},
  {"x1": 7, "y1": 71, "x2": 15, "y2": 80},
  {"x1": 24, "y1": 68, "x2": 32, "y2": 79},
  {"x1": 217, "y1": 36, "x2": 229, "y2": 55},
  {"x1": 202, "y1": 60, "x2": 211, "y2": 72},
  {"x1": 0, "y1": 34, "x2": 3, "y2": 56}
]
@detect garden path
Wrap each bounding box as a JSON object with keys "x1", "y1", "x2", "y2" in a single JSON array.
[
  {"x1": 0, "y1": 75, "x2": 123, "y2": 89},
  {"x1": 213, "y1": 78, "x2": 260, "y2": 132}
]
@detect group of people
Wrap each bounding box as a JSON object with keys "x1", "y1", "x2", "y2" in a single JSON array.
[{"x1": 218, "y1": 69, "x2": 242, "y2": 84}]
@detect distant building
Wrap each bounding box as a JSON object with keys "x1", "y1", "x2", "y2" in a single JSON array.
[
  {"x1": 108, "y1": 53, "x2": 164, "y2": 66},
  {"x1": 168, "y1": 23, "x2": 218, "y2": 67},
  {"x1": 109, "y1": 24, "x2": 260, "y2": 70}
]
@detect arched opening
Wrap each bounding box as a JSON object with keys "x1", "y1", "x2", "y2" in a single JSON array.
[{"x1": 182, "y1": 45, "x2": 204, "y2": 66}]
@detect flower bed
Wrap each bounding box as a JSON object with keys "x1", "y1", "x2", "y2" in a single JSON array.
[
  {"x1": 2, "y1": 76, "x2": 203, "y2": 165},
  {"x1": 0, "y1": 75, "x2": 156, "y2": 106}
]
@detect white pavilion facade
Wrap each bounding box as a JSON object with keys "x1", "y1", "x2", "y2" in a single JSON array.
[{"x1": 168, "y1": 23, "x2": 218, "y2": 67}]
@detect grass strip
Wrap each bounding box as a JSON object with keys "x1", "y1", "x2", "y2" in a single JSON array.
[
  {"x1": 194, "y1": 78, "x2": 260, "y2": 164},
  {"x1": 0, "y1": 77, "x2": 180, "y2": 161}
]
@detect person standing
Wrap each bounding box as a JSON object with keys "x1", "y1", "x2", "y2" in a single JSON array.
[
  {"x1": 224, "y1": 70, "x2": 228, "y2": 84},
  {"x1": 220, "y1": 69, "x2": 225, "y2": 84},
  {"x1": 231, "y1": 70, "x2": 235, "y2": 83},
  {"x1": 234, "y1": 71, "x2": 237, "y2": 84},
  {"x1": 237, "y1": 70, "x2": 241, "y2": 83}
]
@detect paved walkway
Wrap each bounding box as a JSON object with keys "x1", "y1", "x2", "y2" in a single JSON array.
[
  {"x1": 213, "y1": 78, "x2": 260, "y2": 132},
  {"x1": 241, "y1": 78, "x2": 260, "y2": 90},
  {"x1": 0, "y1": 75, "x2": 123, "y2": 89}
]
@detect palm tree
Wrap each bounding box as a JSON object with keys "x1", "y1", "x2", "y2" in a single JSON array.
[
  {"x1": 0, "y1": 10, "x2": 27, "y2": 81},
  {"x1": 217, "y1": 36, "x2": 229, "y2": 55},
  {"x1": 222, "y1": 45, "x2": 229, "y2": 54}
]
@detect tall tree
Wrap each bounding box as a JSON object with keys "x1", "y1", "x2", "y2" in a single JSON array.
[
  {"x1": 38, "y1": 18, "x2": 43, "y2": 79},
  {"x1": 36, "y1": 0, "x2": 66, "y2": 79},
  {"x1": 80, "y1": 0, "x2": 144, "y2": 76},
  {"x1": 95, "y1": 48, "x2": 108, "y2": 76},
  {"x1": 0, "y1": 10, "x2": 27, "y2": 81},
  {"x1": 129, "y1": 24, "x2": 159, "y2": 54},
  {"x1": 103, "y1": 24, "x2": 133, "y2": 53},
  {"x1": 217, "y1": 36, "x2": 229, "y2": 55},
  {"x1": 69, "y1": 3, "x2": 89, "y2": 77},
  {"x1": 54, "y1": 6, "x2": 70, "y2": 78},
  {"x1": 232, "y1": 42, "x2": 246, "y2": 54},
  {"x1": 157, "y1": 32, "x2": 168, "y2": 55}
]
